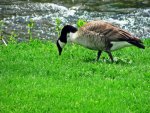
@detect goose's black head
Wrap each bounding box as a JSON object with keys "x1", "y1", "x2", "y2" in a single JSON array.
[{"x1": 56, "y1": 25, "x2": 77, "y2": 55}]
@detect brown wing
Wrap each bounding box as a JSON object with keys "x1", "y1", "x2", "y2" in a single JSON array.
[
  {"x1": 81, "y1": 21, "x2": 140, "y2": 41},
  {"x1": 80, "y1": 21, "x2": 145, "y2": 49}
]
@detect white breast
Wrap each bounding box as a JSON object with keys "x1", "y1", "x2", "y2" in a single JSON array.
[
  {"x1": 69, "y1": 32, "x2": 105, "y2": 50},
  {"x1": 69, "y1": 32, "x2": 79, "y2": 42},
  {"x1": 69, "y1": 32, "x2": 96, "y2": 49},
  {"x1": 111, "y1": 41, "x2": 132, "y2": 51}
]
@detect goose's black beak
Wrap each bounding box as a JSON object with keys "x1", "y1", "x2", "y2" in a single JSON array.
[{"x1": 56, "y1": 40, "x2": 62, "y2": 55}]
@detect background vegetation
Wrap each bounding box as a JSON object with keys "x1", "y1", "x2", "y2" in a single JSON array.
[
  {"x1": 0, "y1": 16, "x2": 150, "y2": 113},
  {"x1": 0, "y1": 38, "x2": 150, "y2": 112}
]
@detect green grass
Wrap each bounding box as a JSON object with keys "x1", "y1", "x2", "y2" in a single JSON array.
[{"x1": 0, "y1": 39, "x2": 150, "y2": 113}]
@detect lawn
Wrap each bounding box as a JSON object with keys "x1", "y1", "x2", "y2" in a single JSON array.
[{"x1": 0, "y1": 39, "x2": 150, "y2": 113}]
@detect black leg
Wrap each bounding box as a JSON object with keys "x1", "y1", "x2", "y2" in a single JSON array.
[
  {"x1": 107, "y1": 51, "x2": 114, "y2": 63},
  {"x1": 97, "y1": 50, "x2": 102, "y2": 61}
]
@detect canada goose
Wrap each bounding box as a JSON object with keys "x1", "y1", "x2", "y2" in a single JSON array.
[{"x1": 56, "y1": 20, "x2": 145, "y2": 62}]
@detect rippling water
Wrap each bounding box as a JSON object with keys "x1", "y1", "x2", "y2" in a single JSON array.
[{"x1": 0, "y1": 0, "x2": 150, "y2": 42}]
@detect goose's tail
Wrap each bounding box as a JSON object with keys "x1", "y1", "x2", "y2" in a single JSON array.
[
  {"x1": 128, "y1": 38, "x2": 145, "y2": 49},
  {"x1": 118, "y1": 29, "x2": 145, "y2": 49}
]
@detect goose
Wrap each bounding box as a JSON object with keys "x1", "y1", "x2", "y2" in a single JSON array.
[{"x1": 56, "y1": 20, "x2": 145, "y2": 62}]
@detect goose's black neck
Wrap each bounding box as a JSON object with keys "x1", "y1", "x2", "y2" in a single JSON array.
[{"x1": 59, "y1": 25, "x2": 77, "y2": 43}]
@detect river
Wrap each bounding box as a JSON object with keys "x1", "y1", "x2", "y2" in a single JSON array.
[{"x1": 0, "y1": 0, "x2": 150, "y2": 42}]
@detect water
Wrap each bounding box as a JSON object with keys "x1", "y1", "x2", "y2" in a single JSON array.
[{"x1": 0, "y1": 0, "x2": 150, "y2": 42}]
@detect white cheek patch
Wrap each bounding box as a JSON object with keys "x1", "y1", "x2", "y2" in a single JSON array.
[{"x1": 58, "y1": 40, "x2": 66, "y2": 48}]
